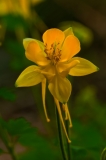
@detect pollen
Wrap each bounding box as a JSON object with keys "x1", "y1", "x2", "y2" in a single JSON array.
[{"x1": 44, "y1": 43, "x2": 61, "y2": 65}]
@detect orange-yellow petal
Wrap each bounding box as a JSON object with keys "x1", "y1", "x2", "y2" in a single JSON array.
[
  {"x1": 69, "y1": 57, "x2": 99, "y2": 76},
  {"x1": 60, "y1": 35, "x2": 80, "y2": 62},
  {"x1": 48, "y1": 75, "x2": 72, "y2": 103},
  {"x1": 42, "y1": 28, "x2": 65, "y2": 48},
  {"x1": 23, "y1": 38, "x2": 44, "y2": 50},
  {"x1": 23, "y1": 39, "x2": 50, "y2": 66},
  {"x1": 64, "y1": 27, "x2": 74, "y2": 38},
  {"x1": 15, "y1": 65, "x2": 44, "y2": 87}
]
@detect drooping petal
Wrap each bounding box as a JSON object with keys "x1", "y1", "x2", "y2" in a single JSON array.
[
  {"x1": 48, "y1": 75, "x2": 72, "y2": 103},
  {"x1": 15, "y1": 65, "x2": 45, "y2": 87},
  {"x1": 69, "y1": 57, "x2": 99, "y2": 76},
  {"x1": 54, "y1": 98, "x2": 71, "y2": 143},
  {"x1": 60, "y1": 35, "x2": 80, "y2": 62},
  {"x1": 64, "y1": 27, "x2": 74, "y2": 38},
  {"x1": 23, "y1": 39, "x2": 50, "y2": 66},
  {"x1": 42, "y1": 28, "x2": 65, "y2": 48},
  {"x1": 42, "y1": 78, "x2": 50, "y2": 122}
]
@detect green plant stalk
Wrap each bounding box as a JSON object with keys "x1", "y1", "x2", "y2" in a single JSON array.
[
  {"x1": 0, "y1": 124, "x2": 17, "y2": 160},
  {"x1": 101, "y1": 148, "x2": 106, "y2": 160},
  {"x1": 55, "y1": 106, "x2": 68, "y2": 160}
]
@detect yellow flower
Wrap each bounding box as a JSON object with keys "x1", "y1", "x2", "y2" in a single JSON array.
[
  {"x1": 0, "y1": 0, "x2": 43, "y2": 18},
  {"x1": 15, "y1": 27, "x2": 98, "y2": 142}
]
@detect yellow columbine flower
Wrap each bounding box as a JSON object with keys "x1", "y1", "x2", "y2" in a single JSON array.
[
  {"x1": 0, "y1": 0, "x2": 43, "y2": 18},
  {"x1": 15, "y1": 27, "x2": 98, "y2": 142}
]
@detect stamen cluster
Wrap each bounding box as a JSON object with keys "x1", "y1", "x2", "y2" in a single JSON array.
[{"x1": 44, "y1": 43, "x2": 61, "y2": 65}]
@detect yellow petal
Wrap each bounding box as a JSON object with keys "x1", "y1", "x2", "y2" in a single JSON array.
[
  {"x1": 60, "y1": 35, "x2": 80, "y2": 62},
  {"x1": 57, "y1": 60, "x2": 80, "y2": 77},
  {"x1": 23, "y1": 38, "x2": 44, "y2": 50},
  {"x1": 23, "y1": 39, "x2": 50, "y2": 66},
  {"x1": 15, "y1": 65, "x2": 44, "y2": 87},
  {"x1": 69, "y1": 57, "x2": 99, "y2": 76},
  {"x1": 42, "y1": 28, "x2": 65, "y2": 48},
  {"x1": 41, "y1": 64, "x2": 55, "y2": 81},
  {"x1": 48, "y1": 75, "x2": 72, "y2": 103},
  {"x1": 64, "y1": 27, "x2": 74, "y2": 38}
]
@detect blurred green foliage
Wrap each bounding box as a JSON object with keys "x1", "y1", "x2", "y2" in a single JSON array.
[
  {"x1": 0, "y1": 117, "x2": 61, "y2": 160},
  {"x1": 0, "y1": 0, "x2": 106, "y2": 160},
  {"x1": 0, "y1": 87, "x2": 16, "y2": 101}
]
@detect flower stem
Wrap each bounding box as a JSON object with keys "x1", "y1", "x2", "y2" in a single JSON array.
[
  {"x1": 55, "y1": 106, "x2": 68, "y2": 160},
  {"x1": 0, "y1": 124, "x2": 17, "y2": 160}
]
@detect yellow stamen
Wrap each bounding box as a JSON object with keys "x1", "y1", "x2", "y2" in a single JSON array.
[
  {"x1": 63, "y1": 104, "x2": 72, "y2": 128},
  {"x1": 44, "y1": 43, "x2": 61, "y2": 65},
  {"x1": 54, "y1": 98, "x2": 71, "y2": 143},
  {"x1": 42, "y1": 78, "x2": 50, "y2": 122}
]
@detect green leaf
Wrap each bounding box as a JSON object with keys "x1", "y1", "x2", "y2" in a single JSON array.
[
  {"x1": 1, "y1": 14, "x2": 28, "y2": 31},
  {"x1": 73, "y1": 120, "x2": 105, "y2": 148},
  {"x1": 5, "y1": 40, "x2": 32, "y2": 70},
  {"x1": 0, "y1": 87, "x2": 16, "y2": 101},
  {"x1": 0, "y1": 148, "x2": 5, "y2": 155},
  {"x1": 71, "y1": 145, "x2": 87, "y2": 160},
  {"x1": 5, "y1": 118, "x2": 36, "y2": 136},
  {"x1": 0, "y1": 118, "x2": 60, "y2": 160}
]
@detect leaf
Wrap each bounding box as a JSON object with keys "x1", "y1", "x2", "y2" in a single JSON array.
[
  {"x1": 73, "y1": 120, "x2": 105, "y2": 148},
  {"x1": 0, "y1": 87, "x2": 16, "y2": 101},
  {"x1": 1, "y1": 14, "x2": 28, "y2": 31},
  {"x1": 0, "y1": 117, "x2": 60, "y2": 160},
  {"x1": 5, "y1": 118, "x2": 36, "y2": 136},
  {"x1": 0, "y1": 148, "x2": 5, "y2": 155}
]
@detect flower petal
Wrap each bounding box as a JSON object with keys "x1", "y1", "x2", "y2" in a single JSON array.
[
  {"x1": 23, "y1": 38, "x2": 44, "y2": 50},
  {"x1": 42, "y1": 28, "x2": 65, "y2": 48},
  {"x1": 64, "y1": 27, "x2": 74, "y2": 38},
  {"x1": 23, "y1": 39, "x2": 50, "y2": 66},
  {"x1": 48, "y1": 75, "x2": 72, "y2": 103},
  {"x1": 41, "y1": 64, "x2": 55, "y2": 81},
  {"x1": 60, "y1": 35, "x2": 80, "y2": 62},
  {"x1": 69, "y1": 57, "x2": 99, "y2": 76},
  {"x1": 15, "y1": 65, "x2": 45, "y2": 87},
  {"x1": 57, "y1": 60, "x2": 80, "y2": 77}
]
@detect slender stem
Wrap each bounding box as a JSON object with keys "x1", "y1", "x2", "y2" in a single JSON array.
[
  {"x1": 55, "y1": 106, "x2": 68, "y2": 160},
  {"x1": 0, "y1": 124, "x2": 17, "y2": 160},
  {"x1": 7, "y1": 145, "x2": 17, "y2": 160}
]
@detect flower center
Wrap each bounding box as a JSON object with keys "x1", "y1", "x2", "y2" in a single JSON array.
[{"x1": 44, "y1": 43, "x2": 61, "y2": 65}]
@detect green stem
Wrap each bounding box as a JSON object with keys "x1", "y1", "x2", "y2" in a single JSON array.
[
  {"x1": 0, "y1": 124, "x2": 17, "y2": 160},
  {"x1": 55, "y1": 106, "x2": 68, "y2": 160}
]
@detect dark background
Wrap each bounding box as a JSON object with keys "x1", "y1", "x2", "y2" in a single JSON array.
[{"x1": 0, "y1": 0, "x2": 106, "y2": 160}]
